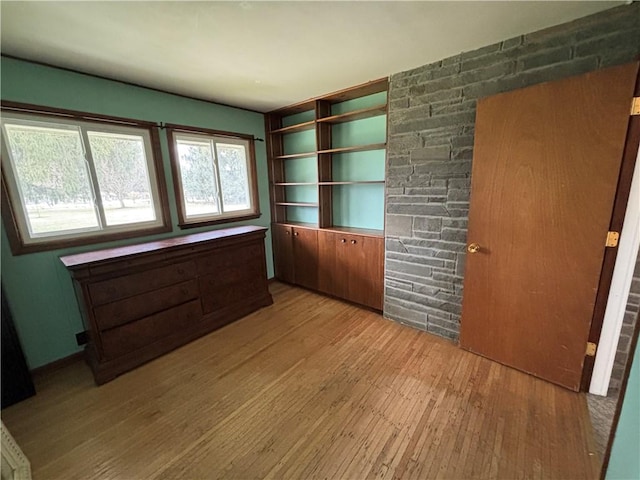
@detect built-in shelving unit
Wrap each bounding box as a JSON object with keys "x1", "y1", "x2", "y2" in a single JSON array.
[
  {"x1": 266, "y1": 78, "x2": 388, "y2": 233},
  {"x1": 266, "y1": 79, "x2": 388, "y2": 310}
]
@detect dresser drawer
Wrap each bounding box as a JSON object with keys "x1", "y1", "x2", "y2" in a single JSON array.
[
  {"x1": 197, "y1": 243, "x2": 263, "y2": 275},
  {"x1": 93, "y1": 279, "x2": 199, "y2": 331},
  {"x1": 199, "y1": 259, "x2": 265, "y2": 314},
  {"x1": 100, "y1": 299, "x2": 202, "y2": 360},
  {"x1": 89, "y1": 260, "x2": 196, "y2": 306}
]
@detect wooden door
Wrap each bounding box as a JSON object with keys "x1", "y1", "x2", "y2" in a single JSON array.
[
  {"x1": 272, "y1": 224, "x2": 294, "y2": 284},
  {"x1": 292, "y1": 228, "x2": 318, "y2": 290},
  {"x1": 460, "y1": 62, "x2": 638, "y2": 391}
]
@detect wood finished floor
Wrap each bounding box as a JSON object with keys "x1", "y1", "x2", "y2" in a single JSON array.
[{"x1": 2, "y1": 282, "x2": 601, "y2": 479}]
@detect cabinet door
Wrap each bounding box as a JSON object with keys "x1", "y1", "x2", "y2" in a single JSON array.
[
  {"x1": 333, "y1": 234, "x2": 351, "y2": 300},
  {"x1": 292, "y1": 228, "x2": 318, "y2": 290},
  {"x1": 359, "y1": 236, "x2": 384, "y2": 310},
  {"x1": 338, "y1": 235, "x2": 384, "y2": 310},
  {"x1": 318, "y1": 230, "x2": 337, "y2": 296},
  {"x1": 272, "y1": 224, "x2": 294, "y2": 283}
]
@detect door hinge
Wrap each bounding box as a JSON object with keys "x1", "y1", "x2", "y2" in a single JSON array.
[
  {"x1": 586, "y1": 342, "x2": 597, "y2": 357},
  {"x1": 605, "y1": 231, "x2": 619, "y2": 247},
  {"x1": 632, "y1": 97, "x2": 640, "y2": 116}
]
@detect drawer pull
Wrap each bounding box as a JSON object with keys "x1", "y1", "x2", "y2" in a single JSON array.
[
  {"x1": 293, "y1": 232, "x2": 299, "y2": 237},
  {"x1": 351, "y1": 240, "x2": 357, "y2": 245},
  {"x1": 341, "y1": 239, "x2": 346, "y2": 243}
]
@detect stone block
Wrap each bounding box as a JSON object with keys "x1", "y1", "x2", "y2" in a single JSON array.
[
  {"x1": 385, "y1": 237, "x2": 408, "y2": 253},
  {"x1": 388, "y1": 251, "x2": 446, "y2": 268},
  {"x1": 388, "y1": 133, "x2": 422, "y2": 152},
  {"x1": 414, "y1": 160, "x2": 472, "y2": 176},
  {"x1": 441, "y1": 228, "x2": 468, "y2": 243},
  {"x1": 385, "y1": 214, "x2": 413, "y2": 237},
  {"x1": 386, "y1": 259, "x2": 433, "y2": 278},
  {"x1": 404, "y1": 187, "x2": 447, "y2": 196},
  {"x1": 502, "y1": 35, "x2": 524, "y2": 50},
  {"x1": 448, "y1": 178, "x2": 471, "y2": 189},
  {"x1": 387, "y1": 203, "x2": 449, "y2": 216},
  {"x1": 460, "y1": 42, "x2": 503, "y2": 61},
  {"x1": 384, "y1": 301, "x2": 427, "y2": 328},
  {"x1": 426, "y1": 324, "x2": 459, "y2": 341},
  {"x1": 431, "y1": 101, "x2": 476, "y2": 118},
  {"x1": 413, "y1": 216, "x2": 442, "y2": 232},
  {"x1": 447, "y1": 189, "x2": 470, "y2": 202},
  {"x1": 389, "y1": 97, "x2": 410, "y2": 110},
  {"x1": 410, "y1": 88, "x2": 463, "y2": 107},
  {"x1": 456, "y1": 253, "x2": 467, "y2": 276},
  {"x1": 411, "y1": 145, "x2": 451, "y2": 162},
  {"x1": 517, "y1": 46, "x2": 573, "y2": 72}
]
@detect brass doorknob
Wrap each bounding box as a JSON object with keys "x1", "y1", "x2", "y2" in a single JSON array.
[{"x1": 467, "y1": 243, "x2": 481, "y2": 253}]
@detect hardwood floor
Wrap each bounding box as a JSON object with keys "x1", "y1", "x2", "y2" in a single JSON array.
[{"x1": 2, "y1": 282, "x2": 600, "y2": 479}]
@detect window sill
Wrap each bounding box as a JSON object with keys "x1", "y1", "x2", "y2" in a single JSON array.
[
  {"x1": 4, "y1": 223, "x2": 173, "y2": 256},
  {"x1": 178, "y1": 212, "x2": 262, "y2": 230}
]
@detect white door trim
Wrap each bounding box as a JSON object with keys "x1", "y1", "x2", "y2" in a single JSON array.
[{"x1": 590, "y1": 145, "x2": 640, "y2": 396}]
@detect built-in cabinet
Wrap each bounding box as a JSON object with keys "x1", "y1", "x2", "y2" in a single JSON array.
[
  {"x1": 266, "y1": 79, "x2": 387, "y2": 309},
  {"x1": 272, "y1": 224, "x2": 318, "y2": 290},
  {"x1": 317, "y1": 230, "x2": 384, "y2": 310}
]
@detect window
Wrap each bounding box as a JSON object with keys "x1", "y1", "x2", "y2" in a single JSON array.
[
  {"x1": 167, "y1": 125, "x2": 260, "y2": 227},
  {"x1": 0, "y1": 104, "x2": 170, "y2": 253}
]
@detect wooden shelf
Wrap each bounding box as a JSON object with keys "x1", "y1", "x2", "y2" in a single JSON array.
[
  {"x1": 275, "y1": 151, "x2": 317, "y2": 160},
  {"x1": 268, "y1": 100, "x2": 316, "y2": 117},
  {"x1": 272, "y1": 222, "x2": 384, "y2": 238},
  {"x1": 324, "y1": 225, "x2": 385, "y2": 238},
  {"x1": 275, "y1": 202, "x2": 319, "y2": 207},
  {"x1": 273, "y1": 182, "x2": 318, "y2": 186},
  {"x1": 323, "y1": 78, "x2": 388, "y2": 104},
  {"x1": 319, "y1": 181, "x2": 385, "y2": 185},
  {"x1": 270, "y1": 120, "x2": 316, "y2": 134},
  {"x1": 267, "y1": 78, "x2": 388, "y2": 228},
  {"x1": 317, "y1": 105, "x2": 386, "y2": 125},
  {"x1": 273, "y1": 221, "x2": 318, "y2": 229},
  {"x1": 318, "y1": 143, "x2": 386, "y2": 155}
]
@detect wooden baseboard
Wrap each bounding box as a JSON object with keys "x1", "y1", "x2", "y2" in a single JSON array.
[{"x1": 30, "y1": 351, "x2": 84, "y2": 378}]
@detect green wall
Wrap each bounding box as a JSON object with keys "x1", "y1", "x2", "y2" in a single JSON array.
[
  {"x1": 607, "y1": 337, "x2": 640, "y2": 480},
  {"x1": 0, "y1": 56, "x2": 273, "y2": 369}
]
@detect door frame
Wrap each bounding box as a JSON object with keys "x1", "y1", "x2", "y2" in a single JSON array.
[
  {"x1": 590, "y1": 143, "x2": 640, "y2": 395},
  {"x1": 582, "y1": 74, "x2": 640, "y2": 391}
]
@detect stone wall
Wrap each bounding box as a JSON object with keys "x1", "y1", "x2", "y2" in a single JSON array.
[{"x1": 384, "y1": 3, "x2": 640, "y2": 341}]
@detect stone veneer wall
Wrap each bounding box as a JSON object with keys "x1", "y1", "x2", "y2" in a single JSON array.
[
  {"x1": 384, "y1": 3, "x2": 640, "y2": 341},
  {"x1": 610, "y1": 251, "x2": 640, "y2": 393}
]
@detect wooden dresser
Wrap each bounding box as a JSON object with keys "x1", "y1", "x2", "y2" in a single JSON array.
[{"x1": 60, "y1": 226, "x2": 272, "y2": 384}]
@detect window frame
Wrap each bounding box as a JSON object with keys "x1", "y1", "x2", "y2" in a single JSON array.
[
  {"x1": 0, "y1": 101, "x2": 172, "y2": 255},
  {"x1": 166, "y1": 124, "x2": 261, "y2": 229}
]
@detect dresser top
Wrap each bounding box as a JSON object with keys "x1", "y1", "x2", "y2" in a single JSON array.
[{"x1": 60, "y1": 225, "x2": 267, "y2": 268}]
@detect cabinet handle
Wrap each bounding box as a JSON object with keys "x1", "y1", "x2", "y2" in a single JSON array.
[
  {"x1": 286, "y1": 231, "x2": 290, "y2": 235},
  {"x1": 341, "y1": 238, "x2": 346, "y2": 243},
  {"x1": 294, "y1": 232, "x2": 299, "y2": 236},
  {"x1": 351, "y1": 240, "x2": 357, "y2": 245}
]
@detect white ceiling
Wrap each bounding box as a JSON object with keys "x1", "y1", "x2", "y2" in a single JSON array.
[{"x1": 0, "y1": 1, "x2": 623, "y2": 112}]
